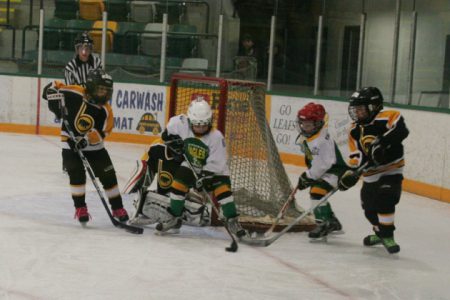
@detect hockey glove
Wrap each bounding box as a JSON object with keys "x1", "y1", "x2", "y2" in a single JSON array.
[
  {"x1": 165, "y1": 137, "x2": 184, "y2": 160},
  {"x1": 161, "y1": 130, "x2": 181, "y2": 142},
  {"x1": 43, "y1": 82, "x2": 64, "y2": 119},
  {"x1": 297, "y1": 172, "x2": 314, "y2": 190},
  {"x1": 43, "y1": 83, "x2": 61, "y2": 100},
  {"x1": 194, "y1": 171, "x2": 214, "y2": 192},
  {"x1": 68, "y1": 136, "x2": 88, "y2": 151},
  {"x1": 68, "y1": 129, "x2": 103, "y2": 151},
  {"x1": 338, "y1": 170, "x2": 360, "y2": 191},
  {"x1": 369, "y1": 137, "x2": 392, "y2": 166}
]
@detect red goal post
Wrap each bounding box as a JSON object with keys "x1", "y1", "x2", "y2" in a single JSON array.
[{"x1": 169, "y1": 73, "x2": 314, "y2": 232}]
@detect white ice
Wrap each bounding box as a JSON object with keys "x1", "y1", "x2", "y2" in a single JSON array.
[{"x1": 0, "y1": 133, "x2": 449, "y2": 300}]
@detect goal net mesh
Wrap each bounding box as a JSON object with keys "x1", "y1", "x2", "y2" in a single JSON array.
[{"x1": 170, "y1": 74, "x2": 314, "y2": 232}]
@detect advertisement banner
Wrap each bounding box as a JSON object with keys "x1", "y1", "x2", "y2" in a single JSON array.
[
  {"x1": 270, "y1": 96, "x2": 352, "y2": 158},
  {"x1": 112, "y1": 83, "x2": 166, "y2": 135}
]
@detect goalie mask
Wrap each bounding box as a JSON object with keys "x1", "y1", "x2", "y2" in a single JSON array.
[
  {"x1": 85, "y1": 69, "x2": 113, "y2": 105},
  {"x1": 348, "y1": 87, "x2": 384, "y2": 124},
  {"x1": 187, "y1": 98, "x2": 213, "y2": 136},
  {"x1": 296, "y1": 102, "x2": 326, "y2": 138}
]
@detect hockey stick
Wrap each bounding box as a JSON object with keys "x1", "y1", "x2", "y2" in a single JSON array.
[
  {"x1": 60, "y1": 100, "x2": 143, "y2": 234},
  {"x1": 264, "y1": 188, "x2": 298, "y2": 237},
  {"x1": 182, "y1": 154, "x2": 239, "y2": 253},
  {"x1": 240, "y1": 162, "x2": 369, "y2": 247}
]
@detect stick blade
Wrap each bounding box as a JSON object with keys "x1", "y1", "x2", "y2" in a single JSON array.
[
  {"x1": 225, "y1": 241, "x2": 238, "y2": 252},
  {"x1": 112, "y1": 218, "x2": 144, "y2": 234},
  {"x1": 124, "y1": 225, "x2": 144, "y2": 234},
  {"x1": 239, "y1": 235, "x2": 272, "y2": 247}
]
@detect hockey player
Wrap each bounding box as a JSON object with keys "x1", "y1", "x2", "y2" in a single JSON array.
[
  {"x1": 42, "y1": 69, "x2": 129, "y2": 224},
  {"x1": 338, "y1": 87, "x2": 409, "y2": 254},
  {"x1": 61, "y1": 32, "x2": 102, "y2": 173},
  {"x1": 64, "y1": 32, "x2": 102, "y2": 87},
  {"x1": 155, "y1": 98, "x2": 246, "y2": 238},
  {"x1": 123, "y1": 137, "x2": 210, "y2": 227},
  {"x1": 294, "y1": 102, "x2": 347, "y2": 239}
]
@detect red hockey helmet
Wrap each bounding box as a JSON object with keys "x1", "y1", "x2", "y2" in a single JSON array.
[{"x1": 297, "y1": 102, "x2": 326, "y2": 137}]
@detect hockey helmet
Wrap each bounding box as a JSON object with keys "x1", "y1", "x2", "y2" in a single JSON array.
[
  {"x1": 85, "y1": 69, "x2": 113, "y2": 105},
  {"x1": 297, "y1": 102, "x2": 326, "y2": 137},
  {"x1": 348, "y1": 87, "x2": 384, "y2": 124},
  {"x1": 74, "y1": 32, "x2": 93, "y2": 50},
  {"x1": 187, "y1": 98, "x2": 213, "y2": 135}
]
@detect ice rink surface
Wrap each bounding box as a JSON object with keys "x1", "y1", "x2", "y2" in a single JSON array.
[{"x1": 0, "y1": 133, "x2": 449, "y2": 300}]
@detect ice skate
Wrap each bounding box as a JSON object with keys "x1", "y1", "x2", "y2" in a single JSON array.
[
  {"x1": 226, "y1": 216, "x2": 247, "y2": 238},
  {"x1": 308, "y1": 220, "x2": 329, "y2": 241},
  {"x1": 363, "y1": 234, "x2": 382, "y2": 246},
  {"x1": 155, "y1": 216, "x2": 182, "y2": 234},
  {"x1": 380, "y1": 236, "x2": 400, "y2": 254},
  {"x1": 328, "y1": 215, "x2": 343, "y2": 234},
  {"x1": 74, "y1": 206, "x2": 90, "y2": 226},
  {"x1": 112, "y1": 207, "x2": 129, "y2": 222}
]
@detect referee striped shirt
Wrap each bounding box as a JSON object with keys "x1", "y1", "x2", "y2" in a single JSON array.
[{"x1": 64, "y1": 54, "x2": 102, "y2": 87}]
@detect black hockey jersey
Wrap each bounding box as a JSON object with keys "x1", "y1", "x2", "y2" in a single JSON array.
[
  {"x1": 348, "y1": 110, "x2": 409, "y2": 181},
  {"x1": 142, "y1": 140, "x2": 182, "y2": 195},
  {"x1": 47, "y1": 81, "x2": 114, "y2": 151}
]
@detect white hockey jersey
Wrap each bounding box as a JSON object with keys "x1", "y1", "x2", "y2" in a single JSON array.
[
  {"x1": 165, "y1": 114, "x2": 230, "y2": 176},
  {"x1": 297, "y1": 126, "x2": 347, "y2": 187}
]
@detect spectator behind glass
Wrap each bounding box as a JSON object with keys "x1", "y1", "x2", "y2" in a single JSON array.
[
  {"x1": 236, "y1": 34, "x2": 261, "y2": 79},
  {"x1": 238, "y1": 34, "x2": 258, "y2": 58}
]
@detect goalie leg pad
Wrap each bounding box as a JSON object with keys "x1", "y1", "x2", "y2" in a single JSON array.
[
  {"x1": 183, "y1": 197, "x2": 211, "y2": 226},
  {"x1": 138, "y1": 191, "x2": 211, "y2": 226},
  {"x1": 141, "y1": 192, "x2": 174, "y2": 224}
]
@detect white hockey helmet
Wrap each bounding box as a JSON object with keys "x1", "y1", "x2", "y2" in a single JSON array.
[{"x1": 187, "y1": 98, "x2": 213, "y2": 126}]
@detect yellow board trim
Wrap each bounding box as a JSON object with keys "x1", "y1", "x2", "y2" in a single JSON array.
[
  {"x1": 280, "y1": 152, "x2": 306, "y2": 167},
  {"x1": 0, "y1": 123, "x2": 160, "y2": 144}
]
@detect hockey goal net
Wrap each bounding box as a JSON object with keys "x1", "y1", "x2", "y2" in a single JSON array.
[{"x1": 169, "y1": 74, "x2": 314, "y2": 232}]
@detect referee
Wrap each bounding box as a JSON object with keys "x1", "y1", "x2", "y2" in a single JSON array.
[{"x1": 64, "y1": 32, "x2": 103, "y2": 86}]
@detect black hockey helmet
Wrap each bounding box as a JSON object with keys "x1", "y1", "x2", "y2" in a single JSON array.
[
  {"x1": 74, "y1": 32, "x2": 93, "y2": 50},
  {"x1": 348, "y1": 87, "x2": 384, "y2": 124},
  {"x1": 85, "y1": 69, "x2": 113, "y2": 105}
]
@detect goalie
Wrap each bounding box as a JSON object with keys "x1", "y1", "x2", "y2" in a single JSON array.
[
  {"x1": 123, "y1": 137, "x2": 211, "y2": 227},
  {"x1": 155, "y1": 98, "x2": 246, "y2": 238}
]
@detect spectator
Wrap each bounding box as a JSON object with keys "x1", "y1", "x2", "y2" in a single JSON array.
[
  {"x1": 238, "y1": 34, "x2": 259, "y2": 58},
  {"x1": 235, "y1": 34, "x2": 260, "y2": 80}
]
